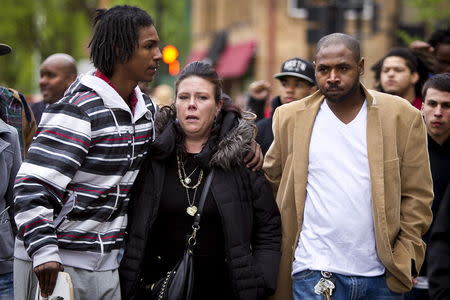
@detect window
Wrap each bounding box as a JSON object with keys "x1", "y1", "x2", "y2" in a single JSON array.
[
  {"x1": 287, "y1": 0, "x2": 311, "y2": 18},
  {"x1": 344, "y1": 0, "x2": 374, "y2": 20},
  {"x1": 288, "y1": 0, "x2": 374, "y2": 20}
]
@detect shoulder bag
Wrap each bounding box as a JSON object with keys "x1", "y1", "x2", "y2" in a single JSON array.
[{"x1": 148, "y1": 170, "x2": 214, "y2": 300}]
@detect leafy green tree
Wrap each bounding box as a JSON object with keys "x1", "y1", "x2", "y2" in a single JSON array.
[
  {"x1": 0, "y1": 0, "x2": 190, "y2": 94},
  {"x1": 406, "y1": 0, "x2": 450, "y2": 29}
]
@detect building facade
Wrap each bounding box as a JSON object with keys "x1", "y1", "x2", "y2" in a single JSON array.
[{"x1": 187, "y1": 0, "x2": 410, "y2": 100}]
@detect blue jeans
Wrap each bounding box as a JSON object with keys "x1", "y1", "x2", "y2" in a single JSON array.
[
  {"x1": 292, "y1": 270, "x2": 404, "y2": 300},
  {"x1": 0, "y1": 272, "x2": 13, "y2": 299}
]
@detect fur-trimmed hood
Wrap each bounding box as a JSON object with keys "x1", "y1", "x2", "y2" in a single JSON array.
[{"x1": 151, "y1": 106, "x2": 255, "y2": 170}]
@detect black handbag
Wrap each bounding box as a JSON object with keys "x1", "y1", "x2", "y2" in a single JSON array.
[{"x1": 149, "y1": 170, "x2": 214, "y2": 300}]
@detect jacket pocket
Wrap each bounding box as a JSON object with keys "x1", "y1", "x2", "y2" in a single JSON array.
[{"x1": 0, "y1": 222, "x2": 14, "y2": 260}]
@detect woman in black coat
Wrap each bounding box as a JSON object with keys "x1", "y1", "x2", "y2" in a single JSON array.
[{"x1": 119, "y1": 61, "x2": 281, "y2": 300}]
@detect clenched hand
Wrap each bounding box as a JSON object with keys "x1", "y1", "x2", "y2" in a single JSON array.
[{"x1": 34, "y1": 261, "x2": 64, "y2": 298}]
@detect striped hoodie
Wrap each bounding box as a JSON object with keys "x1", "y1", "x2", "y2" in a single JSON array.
[{"x1": 14, "y1": 73, "x2": 156, "y2": 271}]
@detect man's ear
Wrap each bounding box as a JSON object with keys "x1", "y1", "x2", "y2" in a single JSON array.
[{"x1": 359, "y1": 57, "x2": 365, "y2": 76}]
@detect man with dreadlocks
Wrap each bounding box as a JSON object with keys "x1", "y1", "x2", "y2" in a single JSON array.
[{"x1": 13, "y1": 5, "x2": 161, "y2": 300}]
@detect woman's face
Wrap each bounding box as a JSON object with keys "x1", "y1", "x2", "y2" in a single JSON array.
[{"x1": 175, "y1": 76, "x2": 223, "y2": 141}]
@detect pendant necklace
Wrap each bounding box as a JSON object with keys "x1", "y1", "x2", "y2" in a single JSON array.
[
  {"x1": 176, "y1": 153, "x2": 204, "y2": 189},
  {"x1": 185, "y1": 187, "x2": 198, "y2": 216},
  {"x1": 177, "y1": 153, "x2": 204, "y2": 216},
  {"x1": 183, "y1": 165, "x2": 199, "y2": 185}
]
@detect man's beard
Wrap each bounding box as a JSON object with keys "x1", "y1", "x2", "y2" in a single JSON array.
[{"x1": 321, "y1": 79, "x2": 360, "y2": 103}]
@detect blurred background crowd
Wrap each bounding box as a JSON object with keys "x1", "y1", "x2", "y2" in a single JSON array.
[{"x1": 0, "y1": 0, "x2": 448, "y2": 111}]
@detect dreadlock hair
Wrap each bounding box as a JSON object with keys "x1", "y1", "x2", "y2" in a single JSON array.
[
  {"x1": 89, "y1": 5, "x2": 155, "y2": 77},
  {"x1": 371, "y1": 47, "x2": 436, "y2": 97}
]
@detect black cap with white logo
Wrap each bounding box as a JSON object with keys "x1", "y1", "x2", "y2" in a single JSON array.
[{"x1": 274, "y1": 57, "x2": 315, "y2": 84}]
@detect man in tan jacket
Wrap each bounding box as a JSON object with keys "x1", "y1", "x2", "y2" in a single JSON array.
[{"x1": 264, "y1": 33, "x2": 433, "y2": 299}]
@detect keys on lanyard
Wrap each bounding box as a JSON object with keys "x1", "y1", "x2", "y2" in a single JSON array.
[{"x1": 314, "y1": 271, "x2": 335, "y2": 300}]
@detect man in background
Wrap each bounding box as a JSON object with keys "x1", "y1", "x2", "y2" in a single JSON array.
[
  {"x1": 32, "y1": 53, "x2": 77, "y2": 124},
  {"x1": 247, "y1": 57, "x2": 317, "y2": 154},
  {"x1": 411, "y1": 29, "x2": 450, "y2": 74},
  {"x1": 371, "y1": 47, "x2": 434, "y2": 109},
  {"x1": 406, "y1": 73, "x2": 450, "y2": 299}
]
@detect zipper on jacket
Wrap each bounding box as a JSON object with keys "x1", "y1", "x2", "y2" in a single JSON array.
[
  {"x1": 149, "y1": 110, "x2": 156, "y2": 143},
  {"x1": 95, "y1": 184, "x2": 120, "y2": 270},
  {"x1": 105, "y1": 184, "x2": 120, "y2": 221},
  {"x1": 108, "y1": 108, "x2": 122, "y2": 136},
  {"x1": 129, "y1": 123, "x2": 135, "y2": 168}
]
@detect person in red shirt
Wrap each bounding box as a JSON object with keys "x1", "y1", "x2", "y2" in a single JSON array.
[{"x1": 371, "y1": 47, "x2": 435, "y2": 110}]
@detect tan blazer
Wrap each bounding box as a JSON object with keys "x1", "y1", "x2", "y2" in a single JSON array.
[{"x1": 263, "y1": 85, "x2": 433, "y2": 300}]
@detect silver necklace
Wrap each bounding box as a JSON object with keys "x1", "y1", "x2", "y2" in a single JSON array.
[{"x1": 183, "y1": 165, "x2": 199, "y2": 185}]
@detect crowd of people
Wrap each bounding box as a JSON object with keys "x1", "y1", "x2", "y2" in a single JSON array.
[{"x1": 0, "y1": 4, "x2": 449, "y2": 300}]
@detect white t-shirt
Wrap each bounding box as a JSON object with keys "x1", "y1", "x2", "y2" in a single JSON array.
[{"x1": 292, "y1": 100, "x2": 385, "y2": 277}]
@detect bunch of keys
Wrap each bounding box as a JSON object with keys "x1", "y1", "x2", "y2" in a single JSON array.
[{"x1": 314, "y1": 271, "x2": 335, "y2": 300}]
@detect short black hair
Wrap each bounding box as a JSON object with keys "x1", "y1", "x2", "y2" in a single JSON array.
[
  {"x1": 315, "y1": 33, "x2": 361, "y2": 63},
  {"x1": 422, "y1": 73, "x2": 450, "y2": 99},
  {"x1": 428, "y1": 29, "x2": 450, "y2": 48},
  {"x1": 371, "y1": 47, "x2": 435, "y2": 96},
  {"x1": 89, "y1": 5, "x2": 155, "y2": 77}
]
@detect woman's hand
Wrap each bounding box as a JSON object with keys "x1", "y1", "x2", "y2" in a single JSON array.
[{"x1": 245, "y1": 141, "x2": 263, "y2": 171}]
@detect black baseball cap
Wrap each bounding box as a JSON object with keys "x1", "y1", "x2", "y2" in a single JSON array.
[
  {"x1": 274, "y1": 57, "x2": 315, "y2": 84},
  {"x1": 0, "y1": 43, "x2": 12, "y2": 56}
]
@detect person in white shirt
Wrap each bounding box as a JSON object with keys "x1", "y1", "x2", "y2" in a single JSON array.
[{"x1": 264, "y1": 33, "x2": 433, "y2": 300}]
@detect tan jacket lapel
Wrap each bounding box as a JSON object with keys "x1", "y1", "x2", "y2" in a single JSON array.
[
  {"x1": 364, "y1": 87, "x2": 391, "y2": 257},
  {"x1": 292, "y1": 93, "x2": 325, "y2": 226}
]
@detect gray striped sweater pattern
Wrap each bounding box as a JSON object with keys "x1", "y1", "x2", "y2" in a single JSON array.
[{"x1": 14, "y1": 73, "x2": 156, "y2": 271}]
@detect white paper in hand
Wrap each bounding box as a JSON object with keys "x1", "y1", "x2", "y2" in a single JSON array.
[{"x1": 35, "y1": 271, "x2": 74, "y2": 300}]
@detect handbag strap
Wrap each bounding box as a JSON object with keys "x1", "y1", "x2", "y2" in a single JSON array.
[
  {"x1": 193, "y1": 169, "x2": 214, "y2": 226},
  {"x1": 187, "y1": 169, "x2": 214, "y2": 247}
]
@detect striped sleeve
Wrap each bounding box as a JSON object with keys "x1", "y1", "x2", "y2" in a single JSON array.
[{"x1": 14, "y1": 102, "x2": 91, "y2": 267}]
